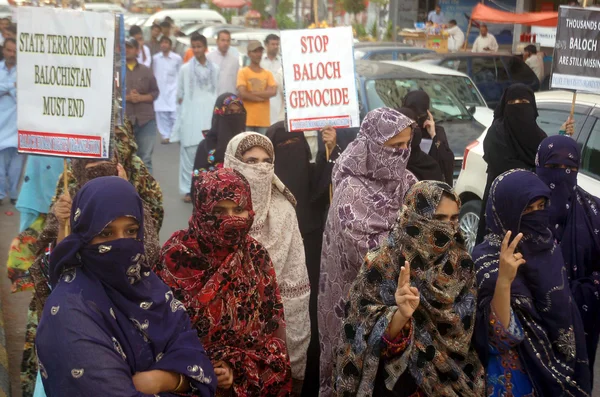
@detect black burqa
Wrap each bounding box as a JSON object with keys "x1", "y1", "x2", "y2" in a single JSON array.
[
  {"x1": 475, "y1": 83, "x2": 548, "y2": 244},
  {"x1": 403, "y1": 91, "x2": 455, "y2": 185},
  {"x1": 266, "y1": 121, "x2": 339, "y2": 397},
  {"x1": 192, "y1": 93, "x2": 246, "y2": 173}
]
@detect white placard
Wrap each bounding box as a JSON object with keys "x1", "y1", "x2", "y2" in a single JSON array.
[
  {"x1": 280, "y1": 27, "x2": 359, "y2": 131},
  {"x1": 17, "y1": 7, "x2": 115, "y2": 158},
  {"x1": 531, "y1": 26, "x2": 556, "y2": 48}
]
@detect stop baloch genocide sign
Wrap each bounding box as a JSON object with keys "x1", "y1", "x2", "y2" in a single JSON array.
[
  {"x1": 17, "y1": 7, "x2": 115, "y2": 158},
  {"x1": 280, "y1": 27, "x2": 360, "y2": 131},
  {"x1": 551, "y1": 6, "x2": 600, "y2": 93}
]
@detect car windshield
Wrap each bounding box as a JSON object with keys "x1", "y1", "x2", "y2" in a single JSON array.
[
  {"x1": 365, "y1": 78, "x2": 472, "y2": 121},
  {"x1": 442, "y1": 76, "x2": 486, "y2": 108}
]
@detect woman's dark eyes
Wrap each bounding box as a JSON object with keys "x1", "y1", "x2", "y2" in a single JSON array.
[{"x1": 127, "y1": 228, "x2": 139, "y2": 235}]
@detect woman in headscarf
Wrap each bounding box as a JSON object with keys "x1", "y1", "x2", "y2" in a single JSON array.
[
  {"x1": 473, "y1": 169, "x2": 591, "y2": 396},
  {"x1": 318, "y1": 108, "x2": 417, "y2": 397},
  {"x1": 157, "y1": 169, "x2": 292, "y2": 396},
  {"x1": 403, "y1": 91, "x2": 454, "y2": 185},
  {"x1": 192, "y1": 93, "x2": 246, "y2": 177},
  {"x1": 335, "y1": 181, "x2": 485, "y2": 396},
  {"x1": 266, "y1": 122, "x2": 341, "y2": 397},
  {"x1": 223, "y1": 132, "x2": 311, "y2": 394},
  {"x1": 536, "y1": 135, "x2": 600, "y2": 375},
  {"x1": 36, "y1": 176, "x2": 216, "y2": 397},
  {"x1": 16, "y1": 121, "x2": 165, "y2": 397},
  {"x1": 475, "y1": 83, "x2": 574, "y2": 244},
  {"x1": 396, "y1": 107, "x2": 445, "y2": 183}
]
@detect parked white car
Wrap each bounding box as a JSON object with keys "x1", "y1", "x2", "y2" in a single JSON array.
[
  {"x1": 384, "y1": 61, "x2": 494, "y2": 128},
  {"x1": 84, "y1": 2, "x2": 127, "y2": 13},
  {"x1": 143, "y1": 9, "x2": 226, "y2": 28},
  {"x1": 455, "y1": 90, "x2": 600, "y2": 252}
]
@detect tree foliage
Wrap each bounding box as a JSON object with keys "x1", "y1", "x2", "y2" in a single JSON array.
[{"x1": 343, "y1": 0, "x2": 366, "y2": 17}]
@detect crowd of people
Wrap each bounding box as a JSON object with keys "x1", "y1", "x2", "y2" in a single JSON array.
[{"x1": 1, "y1": 11, "x2": 600, "y2": 397}]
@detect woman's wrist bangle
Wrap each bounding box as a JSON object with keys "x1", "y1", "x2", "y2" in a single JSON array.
[{"x1": 173, "y1": 373, "x2": 185, "y2": 393}]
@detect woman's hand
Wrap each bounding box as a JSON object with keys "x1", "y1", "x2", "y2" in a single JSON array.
[
  {"x1": 133, "y1": 370, "x2": 185, "y2": 394},
  {"x1": 132, "y1": 370, "x2": 164, "y2": 395},
  {"x1": 322, "y1": 127, "x2": 337, "y2": 153},
  {"x1": 560, "y1": 116, "x2": 575, "y2": 136},
  {"x1": 214, "y1": 360, "x2": 234, "y2": 390},
  {"x1": 423, "y1": 110, "x2": 436, "y2": 139},
  {"x1": 53, "y1": 192, "x2": 72, "y2": 227},
  {"x1": 395, "y1": 261, "x2": 420, "y2": 319},
  {"x1": 498, "y1": 231, "x2": 526, "y2": 285},
  {"x1": 117, "y1": 163, "x2": 128, "y2": 180}
]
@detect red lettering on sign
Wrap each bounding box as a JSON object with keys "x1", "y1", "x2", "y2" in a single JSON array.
[
  {"x1": 289, "y1": 88, "x2": 352, "y2": 108},
  {"x1": 299, "y1": 35, "x2": 330, "y2": 53}
]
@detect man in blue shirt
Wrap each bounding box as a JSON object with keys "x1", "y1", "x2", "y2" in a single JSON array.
[
  {"x1": 0, "y1": 38, "x2": 24, "y2": 205},
  {"x1": 428, "y1": 5, "x2": 446, "y2": 25}
]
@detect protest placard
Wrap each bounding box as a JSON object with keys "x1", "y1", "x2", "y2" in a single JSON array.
[
  {"x1": 17, "y1": 7, "x2": 115, "y2": 158},
  {"x1": 551, "y1": 6, "x2": 600, "y2": 93},
  {"x1": 280, "y1": 27, "x2": 360, "y2": 132}
]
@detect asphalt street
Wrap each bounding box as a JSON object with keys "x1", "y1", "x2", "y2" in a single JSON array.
[{"x1": 0, "y1": 136, "x2": 599, "y2": 396}]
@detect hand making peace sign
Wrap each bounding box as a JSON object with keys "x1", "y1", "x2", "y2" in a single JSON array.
[
  {"x1": 395, "y1": 261, "x2": 420, "y2": 319},
  {"x1": 498, "y1": 231, "x2": 526, "y2": 284}
]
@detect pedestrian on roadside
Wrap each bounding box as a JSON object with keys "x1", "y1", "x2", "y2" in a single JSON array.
[
  {"x1": 536, "y1": 135, "x2": 600, "y2": 378},
  {"x1": 152, "y1": 36, "x2": 182, "y2": 145},
  {"x1": 148, "y1": 24, "x2": 162, "y2": 56},
  {"x1": 206, "y1": 30, "x2": 240, "y2": 95},
  {"x1": 237, "y1": 40, "x2": 277, "y2": 135},
  {"x1": 125, "y1": 37, "x2": 159, "y2": 174},
  {"x1": 157, "y1": 168, "x2": 293, "y2": 396},
  {"x1": 159, "y1": 20, "x2": 177, "y2": 50},
  {"x1": 471, "y1": 24, "x2": 498, "y2": 53},
  {"x1": 318, "y1": 108, "x2": 417, "y2": 397},
  {"x1": 36, "y1": 176, "x2": 216, "y2": 397},
  {"x1": 473, "y1": 169, "x2": 591, "y2": 396},
  {"x1": 171, "y1": 33, "x2": 219, "y2": 203},
  {"x1": 523, "y1": 44, "x2": 544, "y2": 82},
  {"x1": 403, "y1": 90, "x2": 455, "y2": 185},
  {"x1": 447, "y1": 19, "x2": 465, "y2": 52},
  {"x1": 266, "y1": 122, "x2": 341, "y2": 397},
  {"x1": 335, "y1": 181, "x2": 486, "y2": 396},
  {"x1": 129, "y1": 25, "x2": 151, "y2": 68},
  {"x1": 223, "y1": 132, "x2": 311, "y2": 395},
  {"x1": 475, "y1": 84, "x2": 574, "y2": 244},
  {"x1": 192, "y1": 93, "x2": 246, "y2": 177},
  {"x1": 0, "y1": 38, "x2": 24, "y2": 207},
  {"x1": 427, "y1": 4, "x2": 445, "y2": 25},
  {"x1": 260, "y1": 34, "x2": 282, "y2": 126}
]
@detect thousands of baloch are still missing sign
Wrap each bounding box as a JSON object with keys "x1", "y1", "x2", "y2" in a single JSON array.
[{"x1": 17, "y1": 7, "x2": 115, "y2": 158}]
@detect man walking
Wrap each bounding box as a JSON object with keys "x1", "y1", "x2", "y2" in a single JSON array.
[
  {"x1": 125, "y1": 37, "x2": 159, "y2": 173},
  {"x1": 152, "y1": 36, "x2": 182, "y2": 144},
  {"x1": 0, "y1": 38, "x2": 24, "y2": 205},
  {"x1": 237, "y1": 40, "x2": 276, "y2": 134},
  {"x1": 148, "y1": 24, "x2": 162, "y2": 56},
  {"x1": 206, "y1": 30, "x2": 240, "y2": 95},
  {"x1": 472, "y1": 24, "x2": 498, "y2": 53},
  {"x1": 130, "y1": 25, "x2": 151, "y2": 67},
  {"x1": 260, "y1": 34, "x2": 282, "y2": 125},
  {"x1": 447, "y1": 20, "x2": 465, "y2": 52},
  {"x1": 172, "y1": 33, "x2": 219, "y2": 202}
]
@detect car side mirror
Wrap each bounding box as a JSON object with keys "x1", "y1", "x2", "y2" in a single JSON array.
[{"x1": 468, "y1": 106, "x2": 476, "y2": 115}]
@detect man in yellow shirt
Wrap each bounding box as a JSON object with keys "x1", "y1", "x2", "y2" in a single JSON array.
[{"x1": 237, "y1": 40, "x2": 277, "y2": 134}]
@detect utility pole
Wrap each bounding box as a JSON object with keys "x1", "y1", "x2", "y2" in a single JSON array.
[{"x1": 390, "y1": 0, "x2": 398, "y2": 41}]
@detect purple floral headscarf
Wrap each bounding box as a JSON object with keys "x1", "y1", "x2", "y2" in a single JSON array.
[{"x1": 317, "y1": 107, "x2": 417, "y2": 396}]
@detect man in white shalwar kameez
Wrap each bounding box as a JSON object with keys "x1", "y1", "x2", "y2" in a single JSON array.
[{"x1": 171, "y1": 32, "x2": 219, "y2": 202}]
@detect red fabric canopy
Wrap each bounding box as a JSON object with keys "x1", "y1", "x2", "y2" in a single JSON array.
[
  {"x1": 212, "y1": 0, "x2": 249, "y2": 8},
  {"x1": 470, "y1": 3, "x2": 558, "y2": 27}
]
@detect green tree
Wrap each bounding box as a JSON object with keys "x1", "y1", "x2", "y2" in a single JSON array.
[
  {"x1": 276, "y1": 0, "x2": 296, "y2": 29},
  {"x1": 343, "y1": 0, "x2": 366, "y2": 19},
  {"x1": 252, "y1": 0, "x2": 268, "y2": 14}
]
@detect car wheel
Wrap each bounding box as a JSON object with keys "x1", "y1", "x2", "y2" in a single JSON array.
[{"x1": 459, "y1": 200, "x2": 482, "y2": 254}]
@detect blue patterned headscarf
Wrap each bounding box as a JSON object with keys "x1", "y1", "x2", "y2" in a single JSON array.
[
  {"x1": 38, "y1": 176, "x2": 216, "y2": 396},
  {"x1": 473, "y1": 170, "x2": 591, "y2": 396}
]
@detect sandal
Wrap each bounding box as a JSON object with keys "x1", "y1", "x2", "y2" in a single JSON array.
[{"x1": 183, "y1": 194, "x2": 192, "y2": 203}]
